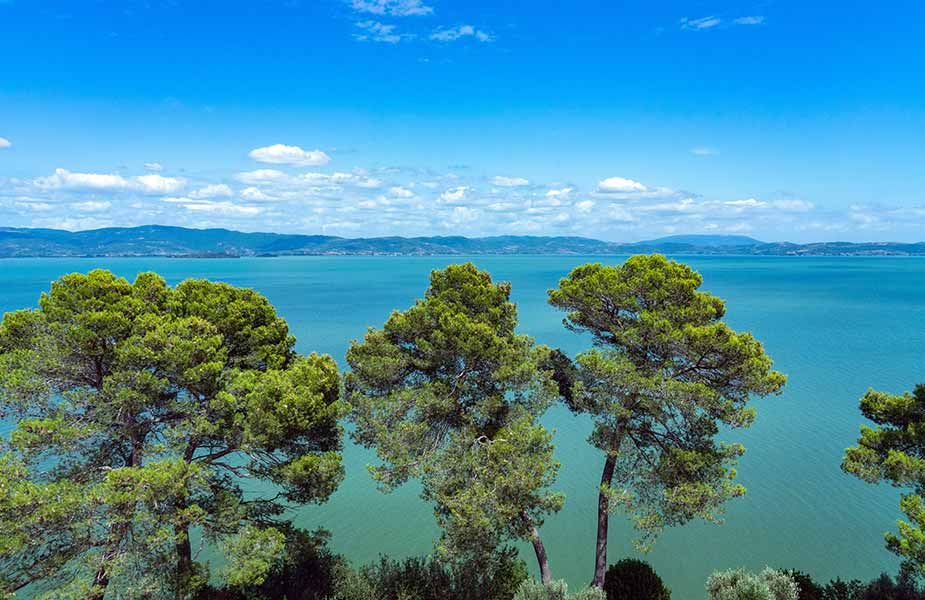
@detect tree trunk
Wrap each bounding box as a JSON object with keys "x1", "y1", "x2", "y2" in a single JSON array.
[
  {"x1": 591, "y1": 453, "x2": 617, "y2": 588},
  {"x1": 522, "y1": 511, "x2": 552, "y2": 584},
  {"x1": 175, "y1": 521, "x2": 194, "y2": 598},
  {"x1": 87, "y1": 566, "x2": 109, "y2": 600}
]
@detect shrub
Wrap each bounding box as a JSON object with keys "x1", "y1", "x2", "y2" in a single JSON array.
[
  {"x1": 707, "y1": 568, "x2": 798, "y2": 600},
  {"x1": 331, "y1": 548, "x2": 528, "y2": 600},
  {"x1": 602, "y1": 559, "x2": 671, "y2": 600},
  {"x1": 784, "y1": 570, "x2": 823, "y2": 600},
  {"x1": 513, "y1": 579, "x2": 605, "y2": 600}
]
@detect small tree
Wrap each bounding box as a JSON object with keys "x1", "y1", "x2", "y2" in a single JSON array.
[
  {"x1": 548, "y1": 255, "x2": 786, "y2": 586},
  {"x1": 0, "y1": 270, "x2": 345, "y2": 598},
  {"x1": 843, "y1": 384, "x2": 925, "y2": 579},
  {"x1": 602, "y1": 559, "x2": 670, "y2": 600},
  {"x1": 707, "y1": 568, "x2": 798, "y2": 600},
  {"x1": 347, "y1": 263, "x2": 563, "y2": 581}
]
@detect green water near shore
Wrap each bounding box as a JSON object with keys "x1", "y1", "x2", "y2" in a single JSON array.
[{"x1": 2, "y1": 255, "x2": 922, "y2": 597}]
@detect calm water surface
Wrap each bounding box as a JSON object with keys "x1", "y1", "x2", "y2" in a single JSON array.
[{"x1": 2, "y1": 256, "x2": 923, "y2": 597}]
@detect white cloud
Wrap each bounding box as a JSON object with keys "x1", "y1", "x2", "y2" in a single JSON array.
[
  {"x1": 390, "y1": 186, "x2": 415, "y2": 198},
  {"x1": 144, "y1": 162, "x2": 163, "y2": 171},
  {"x1": 491, "y1": 176, "x2": 530, "y2": 187},
  {"x1": 133, "y1": 173, "x2": 187, "y2": 194},
  {"x1": 725, "y1": 198, "x2": 766, "y2": 208},
  {"x1": 430, "y1": 25, "x2": 493, "y2": 42},
  {"x1": 235, "y1": 169, "x2": 288, "y2": 184},
  {"x1": 439, "y1": 186, "x2": 469, "y2": 203},
  {"x1": 163, "y1": 197, "x2": 263, "y2": 216},
  {"x1": 598, "y1": 176, "x2": 648, "y2": 193},
  {"x1": 681, "y1": 16, "x2": 722, "y2": 30},
  {"x1": 71, "y1": 200, "x2": 112, "y2": 213},
  {"x1": 576, "y1": 200, "x2": 595, "y2": 212},
  {"x1": 354, "y1": 20, "x2": 409, "y2": 43},
  {"x1": 0, "y1": 137, "x2": 11, "y2": 149},
  {"x1": 690, "y1": 147, "x2": 719, "y2": 156},
  {"x1": 733, "y1": 16, "x2": 765, "y2": 25},
  {"x1": 356, "y1": 177, "x2": 383, "y2": 188},
  {"x1": 189, "y1": 183, "x2": 234, "y2": 199},
  {"x1": 772, "y1": 199, "x2": 814, "y2": 212},
  {"x1": 240, "y1": 187, "x2": 274, "y2": 201},
  {"x1": 248, "y1": 144, "x2": 331, "y2": 167},
  {"x1": 546, "y1": 187, "x2": 573, "y2": 198},
  {"x1": 33, "y1": 168, "x2": 185, "y2": 194},
  {"x1": 350, "y1": 0, "x2": 432, "y2": 16}
]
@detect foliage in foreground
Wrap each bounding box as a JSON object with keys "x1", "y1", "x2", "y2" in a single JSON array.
[
  {"x1": 788, "y1": 570, "x2": 925, "y2": 600},
  {"x1": 513, "y1": 579, "x2": 605, "y2": 600},
  {"x1": 707, "y1": 568, "x2": 798, "y2": 600},
  {"x1": 0, "y1": 270, "x2": 345, "y2": 598},
  {"x1": 602, "y1": 558, "x2": 671, "y2": 600},
  {"x1": 843, "y1": 383, "x2": 925, "y2": 579}
]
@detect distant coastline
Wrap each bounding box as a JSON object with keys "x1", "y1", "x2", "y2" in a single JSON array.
[{"x1": 2, "y1": 225, "x2": 924, "y2": 258}]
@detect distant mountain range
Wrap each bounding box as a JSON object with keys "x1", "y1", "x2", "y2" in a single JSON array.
[{"x1": 1, "y1": 226, "x2": 924, "y2": 257}]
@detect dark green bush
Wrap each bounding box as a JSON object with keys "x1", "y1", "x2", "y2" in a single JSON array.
[
  {"x1": 199, "y1": 528, "x2": 341, "y2": 600},
  {"x1": 786, "y1": 570, "x2": 824, "y2": 600},
  {"x1": 602, "y1": 559, "x2": 671, "y2": 600}
]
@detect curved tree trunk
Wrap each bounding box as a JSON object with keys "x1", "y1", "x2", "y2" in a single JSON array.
[
  {"x1": 591, "y1": 453, "x2": 617, "y2": 588},
  {"x1": 522, "y1": 512, "x2": 552, "y2": 584}
]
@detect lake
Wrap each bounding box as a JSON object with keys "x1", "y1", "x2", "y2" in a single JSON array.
[{"x1": 1, "y1": 255, "x2": 922, "y2": 598}]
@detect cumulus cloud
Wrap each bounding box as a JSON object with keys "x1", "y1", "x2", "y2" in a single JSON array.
[
  {"x1": 235, "y1": 169, "x2": 288, "y2": 184},
  {"x1": 354, "y1": 20, "x2": 409, "y2": 43},
  {"x1": 34, "y1": 168, "x2": 186, "y2": 194},
  {"x1": 248, "y1": 144, "x2": 331, "y2": 167},
  {"x1": 189, "y1": 184, "x2": 234, "y2": 199},
  {"x1": 350, "y1": 0, "x2": 432, "y2": 16},
  {"x1": 240, "y1": 187, "x2": 274, "y2": 201},
  {"x1": 390, "y1": 186, "x2": 414, "y2": 197},
  {"x1": 492, "y1": 176, "x2": 530, "y2": 187},
  {"x1": 71, "y1": 200, "x2": 112, "y2": 213},
  {"x1": 430, "y1": 25, "x2": 493, "y2": 42},
  {"x1": 144, "y1": 162, "x2": 164, "y2": 171},
  {"x1": 133, "y1": 174, "x2": 187, "y2": 194},
  {"x1": 546, "y1": 187, "x2": 573, "y2": 198},
  {"x1": 439, "y1": 186, "x2": 469, "y2": 203},
  {"x1": 597, "y1": 177, "x2": 648, "y2": 193},
  {"x1": 163, "y1": 197, "x2": 263, "y2": 216},
  {"x1": 0, "y1": 137, "x2": 11, "y2": 149}
]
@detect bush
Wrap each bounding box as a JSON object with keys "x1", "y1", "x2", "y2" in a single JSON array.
[
  {"x1": 197, "y1": 528, "x2": 342, "y2": 600},
  {"x1": 330, "y1": 548, "x2": 528, "y2": 600},
  {"x1": 707, "y1": 568, "x2": 798, "y2": 600},
  {"x1": 513, "y1": 579, "x2": 605, "y2": 600},
  {"x1": 602, "y1": 559, "x2": 671, "y2": 600},
  {"x1": 785, "y1": 570, "x2": 823, "y2": 600}
]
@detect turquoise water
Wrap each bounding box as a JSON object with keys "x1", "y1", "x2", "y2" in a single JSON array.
[{"x1": 2, "y1": 256, "x2": 923, "y2": 597}]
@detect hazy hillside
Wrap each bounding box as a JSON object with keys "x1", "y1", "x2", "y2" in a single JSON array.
[{"x1": 0, "y1": 226, "x2": 923, "y2": 257}]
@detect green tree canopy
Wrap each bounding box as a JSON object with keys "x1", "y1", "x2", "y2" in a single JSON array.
[
  {"x1": 843, "y1": 383, "x2": 925, "y2": 578},
  {"x1": 346, "y1": 263, "x2": 563, "y2": 581},
  {"x1": 0, "y1": 269, "x2": 345, "y2": 598},
  {"x1": 548, "y1": 255, "x2": 785, "y2": 587}
]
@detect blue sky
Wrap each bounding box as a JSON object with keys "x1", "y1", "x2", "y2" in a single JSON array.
[{"x1": 1, "y1": 0, "x2": 924, "y2": 242}]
